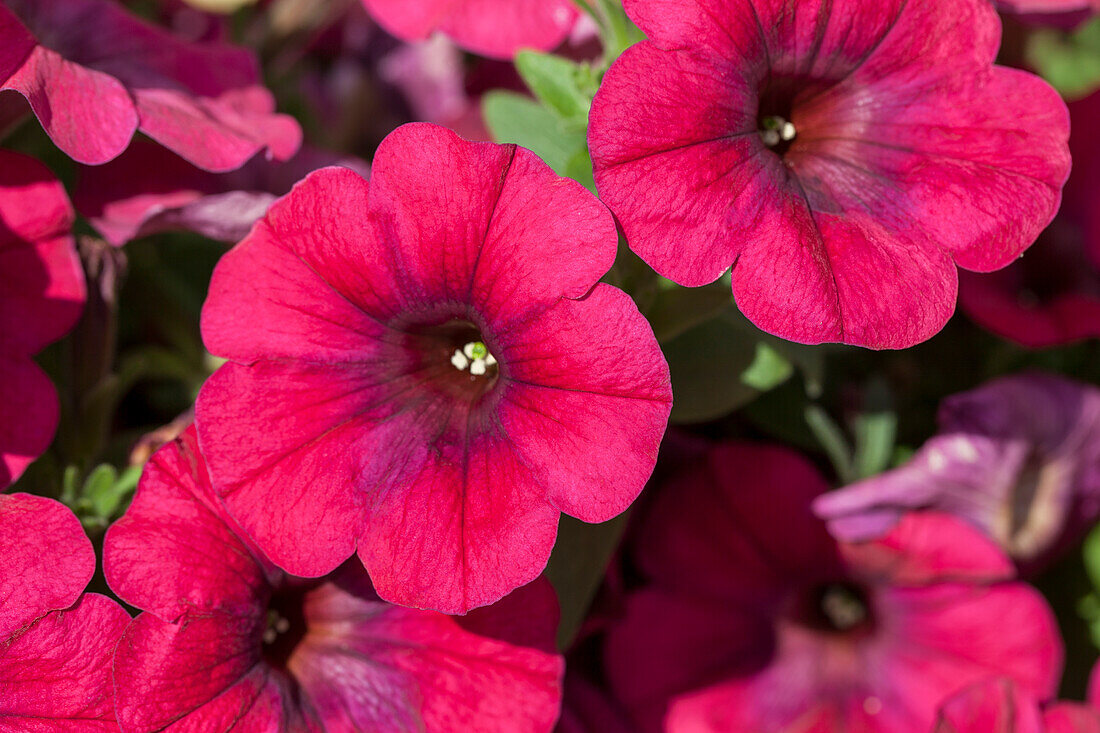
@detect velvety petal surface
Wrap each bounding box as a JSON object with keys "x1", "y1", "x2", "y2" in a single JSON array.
[
  {"x1": 0, "y1": 493, "x2": 93, "y2": 638},
  {"x1": 198, "y1": 123, "x2": 669, "y2": 612},
  {"x1": 0, "y1": 594, "x2": 130, "y2": 732},
  {"x1": 591, "y1": 0, "x2": 1070, "y2": 348},
  {"x1": 362, "y1": 0, "x2": 577, "y2": 59}
]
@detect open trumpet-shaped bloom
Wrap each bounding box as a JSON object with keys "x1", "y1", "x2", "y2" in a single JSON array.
[
  {"x1": 0, "y1": 493, "x2": 129, "y2": 730},
  {"x1": 605, "y1": 442, "x2": 1062, "y2": 732},
  {"x1": 0, "y1": 150, "x2": 84, "y2": 488},
  {"x1": 815, "y1": 372, "x2": 1100, "y2": 572},
  {"x1": 361, "y1": 0, "x2": 578, "y2": 60},
  {"x1": 959, "y1": 91, "x2": 1100, "y2": 348},
  {"x1": 195, "y1": 122, "x2": 671, "y2": 614},
  {"x1": 0, "y1": 0, "x2": 301, "y2": 170},
  {"x1": 589, "y1": 0, "x2": 1070, "y2": 348},
  {"x1": 104, "y1": 426, "x2": 565, "y2": 733}
]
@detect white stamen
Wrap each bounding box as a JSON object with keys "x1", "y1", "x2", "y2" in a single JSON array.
[
  {"x1": 761, "y1": 129, "x2": 781, "y2": 147},
  {"x1": 451, "y1": 350, "x2": 470, "y2": 370},
  {"x1": 484, "y1": 354, "x2": 497, "y2": 367},
  {"x1": 780, "y1": 121, "x2": 797, "y2": 141},
  {"x1": 470, "y1": 360, "x2": 487, "y2": 376},
  {"x1": 263, "y1": 628, "x2": 277, "y2": 644},
  {"x1": 451, "y1": 341, "x2": 496, "y2": 376},
  {"x1": 275, "y1": 617, "x2": 290, "y2": 634},
  {"x1": 463, "y1": 342, "x2": 477, "y2": 359}
]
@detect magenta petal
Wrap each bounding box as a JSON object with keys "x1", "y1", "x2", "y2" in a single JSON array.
[
  {"x1": 0, "y1": 494, "x2": 93, "y2": 639},
  {"x1": 195, "y1": 362, "x2": 367, "y2": 578},
  {"x1": 0, "y1": 356, "x2": 58, "y2": 488},
  {"x1": 844, "y1": 512, "x2": 1015, "y2": 586},
  {"x1": 113, "y1": 612, "x2": 296, "y2": 733},
  {"x1": 2, "y1": 46, "x2": 137, "y2": 166},
  {"x1": 0, "y1": 593, "x2": 129, "y2": 732},
  {"x1": 457, "y1": 576, "x2": 560, "y2": 654},
  {"x1": 499, "y1": 285, "x2": 670, "y2": 523},
  {"x1": 370, "y1": 124, "x2": 617, "y2": 312},
  {"x1": 294, "y1": 581, "x2": 564, "y2": 732},
  {"x1": 934, "y1": 679, "x2": 1045, "y2": 733},
  {"x1": 104, "y1": 426, "x2": 270, "y2": 620},
  {"x1": 362, "y1": 0, "x2": 577, "y2": 60},
  {"x1": 358, "y1": 422, "x2": 561, "y2": 613}
]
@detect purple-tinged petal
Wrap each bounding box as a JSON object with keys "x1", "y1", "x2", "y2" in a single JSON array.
[{"x1": 934, "y1": 678, "x2": 1045, "y2": 733}]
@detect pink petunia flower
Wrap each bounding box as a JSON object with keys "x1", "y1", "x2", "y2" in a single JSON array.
[
  {"x1": 0, "y1": 149, "x2": 84, "y2": 488},
  {"x1": 74, "y1": 139, "x2": 370, "y2": 247},
  {"x1": 104, "y1": 426, "x2": 565, "y2": 733},
  {"x1": 195, "y1": 122, "x2": 671, "y2": 614},
  {"x1": 0, "y1": 493, "x2": 130, "y2": 730},
  {"x1": 605, "y1": 441, "x2": 1063, "y2": 732},
  {"x1": 361, "y1": 0, "x2": 578, "y2": 60},
  {"x1": 935, "y1": 678, "x2": 1100, "y2": 732},
  {"x1": 815, "y1": 372, "x2": 1100, "y2": 573},
  {"x1": 959, "y1": 91, "x2": 1100, "y2": 348},
  {"x1": 588, "y1": 0, "x2": 1071, "y2": 349},
  {"x1": 0, "y1": 0, "x2": 301, "y2": 170}
]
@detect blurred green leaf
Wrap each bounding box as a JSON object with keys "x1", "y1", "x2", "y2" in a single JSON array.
[
  {"x1": 852, "y1": 411, "x2": 898, "y2": 480},
  {"x1": 482, "y1": 91, "x2": 588, "y2": 177},
  {"x1": 1027, "y1": 17, "x2": 1100, "y2": 99},
  {"x1": 515, "y1": 51, "x2": 593, "y2": 125},
  {"x1": 665, "y1": 315, "x2": 763, "y2": 423},
  {"x1": 546, "y1": 513, "x2": 629, "y2": 650},
  {"x1": 648, "y1": 284, "x2": 732, "y2": 343},
  {"x1": 741, "y1": 342, "x2": 793, "y2": 391}
]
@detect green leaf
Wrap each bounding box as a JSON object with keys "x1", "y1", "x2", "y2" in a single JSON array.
[
  {"x1": 1084, "y1": 524, "x2": 1100, "y2": 591},
  {"x1": 481, "y1": 91, "x2": 588, "y2": 176},
  {"x1": 741, "y1": 342, "x2": 793, "y2": 391},
  {"x1": 665, "y1": 315, "x2": 764, "y2": 423},
  {"x1": 515, "y1": 51, "x2": 593, "y2": 125},
  {"x1": 1027, "y1": 17, "x2": 1100, "y2": 99},
  {"x1": 546, "y1": 513, "x2": 630, "y2": 649},
  {"x1": 647, "y1": 284, "x2": 732, "y2": 343},
  {"x1": 852, "y1": 411, "x2": 898, "y2": 480}
]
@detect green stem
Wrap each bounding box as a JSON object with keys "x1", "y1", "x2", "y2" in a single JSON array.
[
  {"x1": 595, "y1": 0, "x2": 636, "y2": 59},
  {"x1": 805, "y1": 405, "x2": 856, "y2": 485},
  {"x1": 567, "y1": 0, "x2": 605, "y2": 30}
]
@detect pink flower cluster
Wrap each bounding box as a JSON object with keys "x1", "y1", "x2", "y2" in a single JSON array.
[{"x1": 1, "y1": 0, "x2": 1097, "y2": 730}]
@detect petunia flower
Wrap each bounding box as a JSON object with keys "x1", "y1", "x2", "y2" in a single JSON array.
[
  {"x1": 74, "y1": 139, "x2": 370, "y2": 247},
  {"x1": 0, "y1": 493, "x2": 130, "y2": 730},
  {"x1": 588, "y1": 0, "x2": 1071, "y2": 349},
  {"x1": 959, "y1": 91, "x2": 1100, "y2": 348},
  {"x1": 604, "y1": 441, "x2": 1063, "y2": 732},
  {"x1": 361, "y1": 0, "x2": 578, "y2": 60},
  {"x1": 195, "y1": 122, "x2": 671, "y2": 614},
  {"x1": 0, "y1": 149, "x2": 84, "y2": 488},
  {"x1": 0, "y1": 0, "x2": 301, "y2": 170},
  {"x1": 935, "y1": 678, "x2": 1100, "y2": 732},
  {"x1": 815, "y1": 372, "x2": 1100, "y2": 572},
  {"x1": 104, "y1": 426, "x2": 565, "y2": 733}
]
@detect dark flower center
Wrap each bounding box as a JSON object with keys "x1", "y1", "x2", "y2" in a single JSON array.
[
  {"x1": 409, "y1": 319, "x2": 500, "y2": 401},
  {"x1": 757, "y1": 76, "x2": 807, "y2": 158},
  {"x1": 798, "y1": 582, "x2": 874, "y2": 634},
  {"x1": 261, "y1": 585, "x2": 311, "y2": 671}
]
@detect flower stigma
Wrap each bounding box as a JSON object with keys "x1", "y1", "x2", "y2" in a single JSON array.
[
  {"x1": 760, "y1": 115, "x2": 797, "y2": 148},
  {"x1": 450, "y1": 341, "x2": 497, "y2": 376}
]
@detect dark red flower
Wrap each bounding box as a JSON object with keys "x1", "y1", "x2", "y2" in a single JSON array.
[
  {"x1": 362, "y1": 0, "x2": 578, "y2": 60},
  {"x1": 104, "y1": 426, "x2": 565, "y2": 732},
  {"x1": 0, "y1": 149, "x2": 84, "y2": 488},
  {"x1": 195, "y1": 123, "x2": 671, "y2": 614},
  {"x1": 589, "y1": 0, "x2": 1070, "y2": 348},
  {"x1": 0, "y1": 493, "x2": 129, "y2": 730},
  {"x1": 959, "y1": 91, "x2": 1100, "y2": 348},
  {"x1": 0, "y1": 0, "x2": 301, "y2": 170},
  {"x1": 605, "y1": 442, "x2": 1062, "y2": 732}
]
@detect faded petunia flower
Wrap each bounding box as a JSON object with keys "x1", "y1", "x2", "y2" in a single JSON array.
[
  {"x1": 195, "y1": 122, "x2": 672, "y2": 614},
  {"x1": 74, "y1": 139, "x2": 370, "y2": 247},
  {"x1": 0, "y1": 0, "x2": 301, "y2": 169},
  {"x1": 588, "y1": 0, "x2": 1071, "y2": 349},
  {"x1": 815, "y1": 372, "x2": 1100, "y2": 572},
  {"x1": 0, "y1": 150, "x2": 84, "y2": 488},
  {"x1": 605, "y1": 441, "x2": 1062, "y2": 732},
  {"x1": 935, "y1": 678, "x2": 1100, "y2": 732},
  {"x1": 104, "y1": 426, "x2": 565, "y2": 733},
  {"x1": 0, "y1": 493, "x2": 130, "y2": 730},
  {"x1": 959, "y1": 91, "x2": 1100, "y2": 348},
  {"x1": 361, "y1": 0, "x2": 578, "y2": 60}
]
